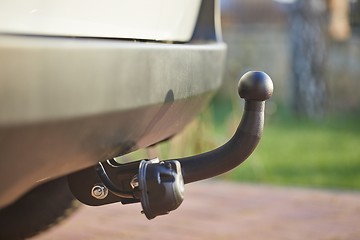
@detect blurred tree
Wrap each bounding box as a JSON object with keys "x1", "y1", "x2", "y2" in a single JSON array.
[
  {"x1": 288, "y1": 0, "x2": 351, "y2": 118},
  {"x1": 289, "y1": 0, "x2": 328, "y2": 118}
]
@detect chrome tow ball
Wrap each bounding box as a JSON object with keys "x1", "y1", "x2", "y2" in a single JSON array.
[
  {"x1": 137, "y1": 159, "x2": 184, "y2": 219},
  {"x1": 68, "y1": 71, "x2": 273, "y2": 220}
]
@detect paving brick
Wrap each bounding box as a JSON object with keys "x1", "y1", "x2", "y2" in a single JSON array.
[{"x1": 33, "y1": 181, "x2": 360, "y2": 240}]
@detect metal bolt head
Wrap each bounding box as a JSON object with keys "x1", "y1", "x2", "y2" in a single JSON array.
[{"x1": 91, "y1": 183, "x2": 108, "y2": 200}]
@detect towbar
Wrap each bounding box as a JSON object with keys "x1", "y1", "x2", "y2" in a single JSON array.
[{"x1": 68, "y1": 71, "x2": 273, "y2": 219}]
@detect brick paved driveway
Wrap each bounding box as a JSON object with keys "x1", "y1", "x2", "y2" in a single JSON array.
[{"x1": 33, "y1": 181, "x2": 360, "y2": 240}]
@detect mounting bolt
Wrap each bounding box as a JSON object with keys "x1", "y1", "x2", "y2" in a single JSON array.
[{"x1": 91, "y1": 183, "x2": 108, "y2": 200}]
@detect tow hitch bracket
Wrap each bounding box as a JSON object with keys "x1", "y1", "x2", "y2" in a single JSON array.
[{"x1": 68, "y1": 71, "x2": 273, "y2": 219}]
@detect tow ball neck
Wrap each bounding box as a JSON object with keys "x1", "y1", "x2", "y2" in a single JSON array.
[{"x1": 68, "y1": 71, "x2": 273, "y2": 220}]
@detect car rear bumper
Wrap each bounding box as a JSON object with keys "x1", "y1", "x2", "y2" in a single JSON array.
[{"x1": 0, "y1": 35, "x2": 226, "y2": 207}]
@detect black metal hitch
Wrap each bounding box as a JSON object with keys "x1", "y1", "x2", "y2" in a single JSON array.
[{"x1": 68, "y1": 71, "x2": 273, "y2": 219}]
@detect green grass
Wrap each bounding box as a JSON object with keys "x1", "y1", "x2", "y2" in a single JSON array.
[
  {"x1": 222, "y1": 107, "x2": 360, "y2": 190},
  {"x1": 122, "y1": 98, "x2": 360, "y2": 190}
]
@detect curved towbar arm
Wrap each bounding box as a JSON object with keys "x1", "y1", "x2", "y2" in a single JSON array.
[{"x1": 174, "y1": 71, "x2": 273, "y2": 184}]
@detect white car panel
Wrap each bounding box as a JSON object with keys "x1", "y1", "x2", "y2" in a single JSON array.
[{"x1": 0, "y1": 0, "x2": 201, "y2": 41}]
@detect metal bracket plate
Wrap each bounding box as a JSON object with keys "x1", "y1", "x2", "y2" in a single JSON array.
[{"x1": 67, "y1": 159, "x2": 140, "y2": 206}]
